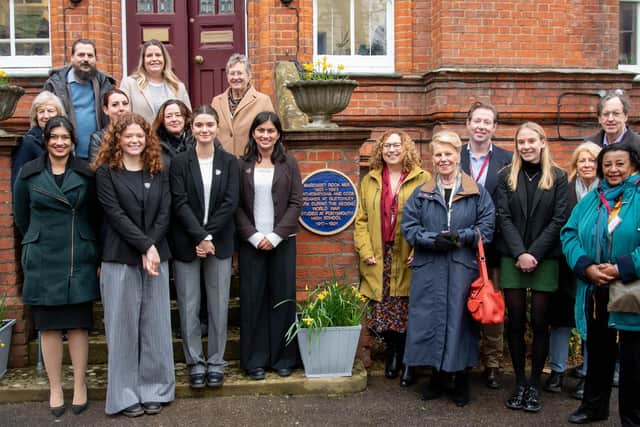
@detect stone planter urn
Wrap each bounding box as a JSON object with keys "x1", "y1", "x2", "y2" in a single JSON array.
[
  {"x1": 0, "y1": 85, "x2": 25, "y2": 137},
  {"x1": 286, "y1": 79, "x2": 358, "y2": 128}
]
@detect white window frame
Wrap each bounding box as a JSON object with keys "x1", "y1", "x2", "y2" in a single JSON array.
[
  {"x1": 619, "y1": 0, "x2": 640, "y2": 73},
  {"x1": 313, "y1": 0, "x2": 394, "y2": 74},
  {"x1": 0, "y1": 0, "x2": 51, "y2": 70}
]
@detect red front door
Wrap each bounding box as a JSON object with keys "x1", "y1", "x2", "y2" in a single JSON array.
[{"x1": 125, "y1": 0, "x2": 245, "y2": 107}]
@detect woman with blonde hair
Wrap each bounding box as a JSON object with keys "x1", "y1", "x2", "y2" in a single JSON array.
[
  {"x1": 401, "y1": 130, "x2": 495, "y2": 406},
  {"x1": 355, "y1": 130, "x2": 429, "y2": 387},
  {"x1": 120, "y1": 39, "x2": 191, "y2": 124},
  {"x1": 94, "y1": 112, "x2": 174, "y2": 417},
  {"x1": 12, "y1": 90, "x2": 66, "y2": 187},
  {"x1": 496, "y1": 122, "x2": 568, "y2": 413}
]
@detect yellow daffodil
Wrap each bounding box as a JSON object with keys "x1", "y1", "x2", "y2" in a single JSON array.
[{"x1": 302, "y1": 317, "x2": 313, "y2": 326}]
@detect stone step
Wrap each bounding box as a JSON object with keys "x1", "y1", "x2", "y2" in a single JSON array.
[
  {"x1": 91, "y1": 298, "x2": 241, "y2": 334},
  {"x1": 27, "y1": 328, "x2": 241, "y2": 366},
  {"x1": 0, "y1": 360, "x2": 367, "y2": 403}
]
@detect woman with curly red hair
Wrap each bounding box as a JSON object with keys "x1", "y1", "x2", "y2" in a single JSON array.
[{"x1": 94, "y1": 113, "x2": 174, "y2": 417}]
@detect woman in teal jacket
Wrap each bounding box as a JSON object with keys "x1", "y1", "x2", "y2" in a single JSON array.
[
  {"x1": 561, "y1": 142, "x2": 640, "y2": 426},
  {"x1": 13, "y1": 116, "x2": 99, "y2": 417}
]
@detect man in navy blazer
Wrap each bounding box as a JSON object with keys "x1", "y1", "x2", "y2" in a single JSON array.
[{"x1": 460, "y1": 101, "x2": 512, "y2": 390}]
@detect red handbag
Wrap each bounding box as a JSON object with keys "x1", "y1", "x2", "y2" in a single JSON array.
[{"x1": 467, "y1": 229, "x2": 505, "y2": 325}]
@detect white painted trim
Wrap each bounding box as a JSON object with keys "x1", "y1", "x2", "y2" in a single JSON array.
[
  {"x1": 121, "y1": 0, "x2": 127, "y2": 77},
  {"x1": 312, "y1": 0, "x2": 395, "y2": 74},
  {"x1": 0, "y1": 0, "x2": 52, "y2": 70}
]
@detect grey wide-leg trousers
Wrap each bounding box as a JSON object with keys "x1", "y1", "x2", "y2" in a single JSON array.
[{"x1": 100, "y1": 261, "x2": 175, "y2": 415}]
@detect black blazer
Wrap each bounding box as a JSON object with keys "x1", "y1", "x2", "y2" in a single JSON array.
[
  {"x1": 495, "y1": 166, "x2": 568, "y2": 260},
  {"x1": 236, "y1": 154, "x2": 303, "y2": 241},
  {"x1": 96, "y1": 163, "x2": 171, "y2": 265},
  {"x1": 169, "y1": 144, "x2": 239, "y2": 261},
  {"x1": 585, "y1": 128, "x2": 640, "y2": 149},
  {"x1": 459, "y1": 143, "x2": 513, "y2": 200}
]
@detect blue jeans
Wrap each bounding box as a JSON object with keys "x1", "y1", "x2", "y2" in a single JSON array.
[{"x1": 549, "y1": 326, "x2": 571, "y2": 372}]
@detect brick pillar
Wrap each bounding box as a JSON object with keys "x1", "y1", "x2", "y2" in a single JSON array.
[
  {"x1": 0, "y1": 136, "x2": 28, "y2": 368},
  {"x1": 284, "y1": 127, "x2": 374, "y2": 366}
]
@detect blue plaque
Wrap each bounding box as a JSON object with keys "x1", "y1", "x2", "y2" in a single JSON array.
[{"x1": 299, "y1": 169, "x2": 358, "y2": 236}]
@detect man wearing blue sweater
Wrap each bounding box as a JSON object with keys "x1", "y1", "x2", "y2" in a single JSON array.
[{"x1": 43, "y1": 39, "x2": 115, "y2": 160}]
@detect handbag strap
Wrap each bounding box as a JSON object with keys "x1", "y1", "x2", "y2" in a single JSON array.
[{"x1": 476, "y1": 228, "x2": 489, "y2": 281}]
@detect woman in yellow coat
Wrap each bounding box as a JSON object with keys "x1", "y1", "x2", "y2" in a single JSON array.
[{"x1": 354, "y1": 130, "x2": 429, "y2": 387}]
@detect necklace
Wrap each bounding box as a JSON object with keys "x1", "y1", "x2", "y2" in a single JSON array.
[{"x1": 523, "y1": 170, "x2": 540, "y2": 182}]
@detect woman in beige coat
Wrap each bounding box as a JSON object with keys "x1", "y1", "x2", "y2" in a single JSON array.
[
  {"x1": 354, "y1": 130, "x2": 429, "y2": 387},
  {"x1": 211, "y1": 54, "x2": 274, "y2": 156},
  {"x1": 120, "y1": 39, "x2": 191, "y2": 124}
]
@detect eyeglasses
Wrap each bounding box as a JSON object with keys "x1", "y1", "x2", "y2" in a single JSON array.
[
  {"x1": 382, "y1": 143, "x2": 402, "y2": 150},
  {"x1": 601, "y1": 110, "x2": 624, "y2": 118}
]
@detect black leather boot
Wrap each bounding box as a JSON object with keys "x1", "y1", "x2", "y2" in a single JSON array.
[
  {"x1": 543, "y1": 370, "x2": 564, "y2": 393},
  {"x1": 422, "y1": 368, "x2": 444, "y2": 400},
  {"x1": 451, "y1": 370, "x2": 470, "y2": 407},
  {"x1": 383, "y1": 332, "x2": 400, "y2": 379},
  {"x1": 395, "y1": 333, "x2": 415, "y2": 386}
]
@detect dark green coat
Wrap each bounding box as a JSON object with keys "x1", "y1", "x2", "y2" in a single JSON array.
[{"x1": 13, "y1": 155, "x2": 100, "y2": 306}]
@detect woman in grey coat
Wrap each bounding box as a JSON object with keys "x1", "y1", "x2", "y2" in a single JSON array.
[{"x1": 401, "y1": 130, "x2": 495, "y2": 407}]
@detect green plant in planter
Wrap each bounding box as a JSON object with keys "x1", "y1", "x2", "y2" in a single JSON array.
[
  {"x1": 282, "y1": 278, "x2": 369, "y2": 345},
  {"x1": 301, "y1": 56, "x2": 347, "y2": 81},
  {"x1": 0, "y1": 69, "x2": 8, "y2": 86}
]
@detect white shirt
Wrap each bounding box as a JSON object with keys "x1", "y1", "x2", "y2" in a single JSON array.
[
  {"x1": 249, "y1": 167, "x2": 283, "y2": 248},
  {"x1": 198, "y1": 155, "x2": 214, "y2": 225}
]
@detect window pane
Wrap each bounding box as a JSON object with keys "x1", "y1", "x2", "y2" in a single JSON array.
[
  {"x1": 201, "y1": 0, "x2": 215, "y2": 15},
  {"x1": 16, "y1": 41, "x2": 49, "y2": 56},
  {"x1": 158, "y1": 0, "x2": 174, "y2": 13},
  {"x1": 137, "y1": 0, "x2": 154, "y2": 13},
  {"x1": 620, "y1": 2, "x2": 637, "y2": 64},
  {"x1": 354, "y1": 0, "x2": 386, "y2": 56},
  {"x1": 15, "y1": 0, "x2": 49, "y2": 40},
  {"x1": 0, "y1": 1, "x2": 8, "y2": 39},
  {"x1": 317, "y1": 0, "x2": 351, "y2": 55},
  {"x1": 219, "y1": 0, "x2": 234, "y2": 14}
]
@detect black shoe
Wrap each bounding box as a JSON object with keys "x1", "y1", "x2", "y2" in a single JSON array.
[
  {"x1": 568, "y1": 364, "x2": 585, "y2": 379},
  {"x1": 421, "y1": 370, "x2": 444, "y2": 401},
  {"x1": 568, "y1": 408, "x2": 608, "y2": 424},
  {"x1": 122, "y1": 403, "x2": 144, "y2": 418},
  {"x1": 276, "y1": 368, "x2": 292, "y2": 377},
  {"x1": 247, "y1": 368, "x2": 266, "y2": 380},
  {"x1": 543, "y1": 370, "x2": 564, "y2": 393},
  {"x1": 399, "y1": 365, "x2": 415, "y2": 387},
  {"x1": 50, "y1": 405, "x2": 65, "y2": 418},
  {"x1": 383, "y1": 333, "x2": 400, "y2": 379},
  {"x1": 572, "y1": 378, "x2": 585, "y2": 400},
  {"x1": 451, "y1": 372, "x2": 470, "y2": 407},
  {"x1": 484, "y1": 367, "x2": 501, "y2": 389},
  {"x1": 207, "y1": 372, "x2": 224, "y2": 387},
  {"x1": 505, "y1": 385, "x2": 526, "y2": 410},
  {"x1": 71, "y1": 402, "x2": 88, "y2": 415},
  {"x1": 142, "y1": 402, "x2": 162, "y2": 415},
  {"x1": 523, "y1": 385, "x2": 541, "y2": 413},
  {"x1": 189, "y1": 373, "x2": 206, "y2": 389}
]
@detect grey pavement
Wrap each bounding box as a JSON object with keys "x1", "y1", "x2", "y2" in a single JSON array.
[{"x1": 0, "y1": 373, "x2": 620, "y2": 427}]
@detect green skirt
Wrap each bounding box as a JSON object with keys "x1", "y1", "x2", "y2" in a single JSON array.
[{"x1": 500, "y1": 257, "x2": 559, "y2": 292}]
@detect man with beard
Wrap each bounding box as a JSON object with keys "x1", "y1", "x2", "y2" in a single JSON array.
[
  {"x1": 43, "y1": 39, "x2": 115, "y2": 160},
  {"x1": 460, "y1": 101, "x2": 512, "y2": 390}
]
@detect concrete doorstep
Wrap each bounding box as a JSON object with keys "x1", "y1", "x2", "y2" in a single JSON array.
[{"x1": 0, "y1": 360, "x2": 367, "y2": 403}]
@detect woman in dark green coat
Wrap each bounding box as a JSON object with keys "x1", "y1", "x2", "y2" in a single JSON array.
[{"x1": 13, "y1": 116, "x2": 99, "y2": 417}]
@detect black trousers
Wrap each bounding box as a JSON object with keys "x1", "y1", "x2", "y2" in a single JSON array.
[
  {"x1": 582, "y1": 286, "x2": 640, "y2": 426},
  {"x1": 239, "y1": 238, "x2": 297, "y2": 371}
]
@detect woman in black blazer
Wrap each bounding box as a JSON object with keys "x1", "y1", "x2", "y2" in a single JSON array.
[
  {"x1": 236, "y1": 111, "x2": 302, "y2": 380},
  {"x1": 496, "y1": 122, "x2": 568, "y2": 413},
  {"x1": 93, "y1": 112, "x2": 174, "y2": 417},
  {"x1": 169, "y1": 105, "x2": 239, "y2": 389}
]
